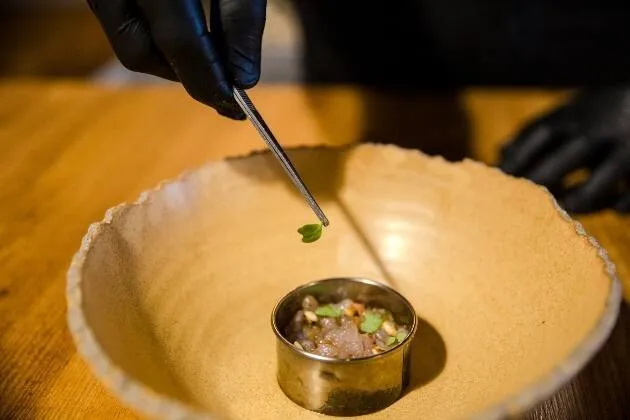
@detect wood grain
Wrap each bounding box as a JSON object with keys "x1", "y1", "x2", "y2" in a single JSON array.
[{"x1": 0, "y1": 79, "x2": 628, "y2": 419}]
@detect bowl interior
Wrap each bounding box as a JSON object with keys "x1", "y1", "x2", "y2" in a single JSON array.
[{"x1": 69, "y1": 144, "x2": 618, "y2": 420}]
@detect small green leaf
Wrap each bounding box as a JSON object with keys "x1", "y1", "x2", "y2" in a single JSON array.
[
  {"x1": 360, "y1": 311, "x2": 383, "y2": 333},
  {"x1": 298, "y1": 223, "x2": 323, "y2": 243},
  {"x1": 315, "y1": 304, "x2": 342, "y2": 318},
  {"x1": 386, "y1": 336, "x2": 396, "y2": 346},
  {"x1": 396, "y1": 330, "x2": 408, "y2": 343}
]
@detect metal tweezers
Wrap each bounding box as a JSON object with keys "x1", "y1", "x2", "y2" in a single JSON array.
[{"x1": 233, "y1": 87, "x2": 330, "y2": 227}]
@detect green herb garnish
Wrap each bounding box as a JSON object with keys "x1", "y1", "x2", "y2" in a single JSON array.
[
  {"x1": 396, "y1": 330, "x2": 408, "y2": 343},
  {"x1": 315, "y1": 304, "x2": 342, "y2": 318},
  {"x1": 360, "y1": 311, "x2": 383, "y2": 333},
  {"x1": 298, "y1": 223, "x2": 323, "y2": 243},
  {"x1": 386, "y1": 336, "x2": 396, "y2": 346}
]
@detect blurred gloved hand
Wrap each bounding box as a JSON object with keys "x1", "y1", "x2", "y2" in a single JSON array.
[
  {"x1": 499, "y1": 88, "x2": 630, "y2": 214},
  {"x1": 87, "y1": 0, "x2": 266, "y2": 119}
]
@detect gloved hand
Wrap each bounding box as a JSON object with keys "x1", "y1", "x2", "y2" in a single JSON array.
[
  {"x1": 499, "y1": 88, "x2": 630, "y2": 214},
  {"x1": 87, "y1": 0, "x2": 266, "y2": 120}
]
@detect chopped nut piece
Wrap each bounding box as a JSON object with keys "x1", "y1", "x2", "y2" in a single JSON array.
[
  {"x1": 344, "y1": 303, "x2": 366, "y2": 317},
  {"x1": 304, "y1": 310, "x2": 318, "y2": 323},
  {"x1": 382, "y1": 321, "x2": 397, "y2": 336},
  {"x1": 302, "y1": 295, "x2": 318, "y2": 311}
]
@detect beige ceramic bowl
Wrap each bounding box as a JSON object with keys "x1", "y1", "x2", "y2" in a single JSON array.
[{"x1": 67, "y1": 143, "x2": 621, "y2": 420}]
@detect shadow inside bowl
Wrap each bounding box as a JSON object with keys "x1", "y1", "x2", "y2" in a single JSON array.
[
  {"x1": 407, "y1": 316, "x2": 447, "y2": 392},
  {"x1": 80, "y1": 227, "x2": 199, "y2": 408},
  {"x1": 225, "y1": 146, "x2": 349, "y2": 201}
]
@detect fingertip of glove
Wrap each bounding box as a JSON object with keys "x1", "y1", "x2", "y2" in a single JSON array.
[
  {"x1": 218, "y1": 107, "x2": 246, "y2": 120},
  {"x1": 233, "y1": 71, "x2": 260, "y2": 90}
]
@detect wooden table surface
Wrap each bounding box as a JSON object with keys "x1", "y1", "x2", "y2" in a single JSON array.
[{"x1": 0, "y1": 79, "x2": 629, "y2": 419}]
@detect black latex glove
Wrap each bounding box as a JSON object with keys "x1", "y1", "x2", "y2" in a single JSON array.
[
  {"x1": 87, "y1": 0, "x2": 266, "y2": 119},
  {"x1": 499, "y1": 88, "x2": 630, "y2": 214}
]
